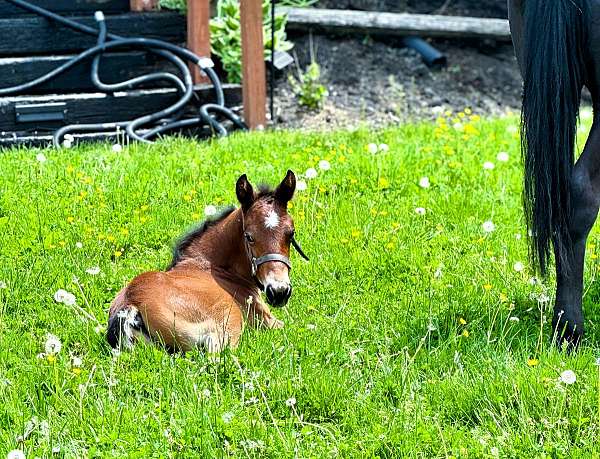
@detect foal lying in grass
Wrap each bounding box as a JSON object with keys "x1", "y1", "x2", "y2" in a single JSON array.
[{"x1": 107, "y1": 170, "x2": 308, "y2": 352}]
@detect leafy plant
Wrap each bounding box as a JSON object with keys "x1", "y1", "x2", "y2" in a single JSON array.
[
  {"x1": 288, "y1": 43, "x2": 327, "y2": 110},
  {"x1": 210, "y1": 0, "x2": 293, "y2": 83}
]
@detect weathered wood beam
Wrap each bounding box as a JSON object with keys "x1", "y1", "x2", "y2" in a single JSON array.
[
  {"x1": 187, "y1": 0, "x2": 211, "y2": 84},
  {"x1": 0, "y1": 13, "x2": 186, "y2": 56},
  {"x1": 280, "y1": 7, "x2": 511, "y2": 41},
  {"x1": 240, "y1": 0, "x2": 267, "y2": 129}
]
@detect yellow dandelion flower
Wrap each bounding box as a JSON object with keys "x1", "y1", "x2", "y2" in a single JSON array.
[
  {"x1": 370, "y1": 208, "x2": 378, "y2": 216},
  {"x1": 47, "y1": 354, "x2": 56, "y2": 364},
  {"x1": 385, "y1": 242, "x2": 395, "y2": 249},
  {"x1": 458, "y1": 112, "x2": 465, "y2": 119},
  {"x1": 379, "y1": 211, "x2": 388, "y2": 216},
  {"x1": 591, "y1": 254, "x2": 598, "y2": 260},
  {"x1": 527, "y1": 358, "x2": 539, "y2": 367},
  {"x1": 436, "y1": 224, "x2": 444, "y2": 232},
  {"x1": 470, "y1": 114, "x2": 481, "y2": 122},
  {"x1": 67, "y1": 216, "x2": 75, "y2": 224},
  {"x1": 106, "y1": 235, "x2": 116, "y2": 243},
  {"x1": 499, "y1": 293, "x2": 508, "y2": 303},
  {"x1": 483, "y1": 284, "x2": 492, "y2": 291},
  {"x1": 114, "y1": 250, "x2": 122, "y2": 258},
  {"x1": 378, "y1": 177, "x2": 390, "y2": 189},
  {"x1": 459, "y1": 317, "x2": 467, "y2": 325},
  {"x1": 66, "y1": 165, "x2": 75, "y2": 173},
  {"x1": 119, "y1": 228, "x2": 129, "y2": 236},
  {"x1": 319, "y1": 187, "x2": 326, "y2": 193},
  {"x1": 341, "y1": 238, "x2": 349, "y2": 244},
  {"x1": 339, "y1": 155, "x2": 346, "y2": 162},
  {"x1": 351, "y1": 229, "x2": 361, "y2": 239},
  {"x1": 141, "y1": 204, "x2": 149, "y2": 211},
  {"x1": 461, "y1": 330, "x2": 470, "y2": 338},
  {"x1": 464, "y1": 108, "x2": 472, "y2": 115},
  {"x1": 72, "y1": 367, "x2": 82, "y2": 376},
  {"x1": 183, "y1": 194, "x2": 192, "y2": 202}
]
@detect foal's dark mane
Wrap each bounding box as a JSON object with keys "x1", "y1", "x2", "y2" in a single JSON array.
[
  {"x1": 167, "y1": 185, "x2": 275, "y2": 270},
  {"x1": 168, "y1": 207, "x2": 235, "y2": 269}
]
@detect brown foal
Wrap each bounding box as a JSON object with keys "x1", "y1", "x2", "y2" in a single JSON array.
[{"x1": 106, "y1": 170, "x2": 307, "y2": 352}]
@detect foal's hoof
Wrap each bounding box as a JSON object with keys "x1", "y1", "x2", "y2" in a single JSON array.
[{"x1": 552, "y1": 317, "x2": 584, "y2": 353}]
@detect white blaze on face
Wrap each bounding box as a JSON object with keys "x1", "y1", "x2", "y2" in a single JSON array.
[{"x1": 264, "y1": 210, "x2": 280, "y2": 229}]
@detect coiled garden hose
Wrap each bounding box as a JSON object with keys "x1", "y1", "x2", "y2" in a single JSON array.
[{"x1": 1, "y1": 0, "x2": 248, "y2": 146}]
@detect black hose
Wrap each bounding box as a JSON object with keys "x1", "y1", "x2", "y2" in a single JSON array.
[{"x1": 1, "y1": 0, "x2": 247, "y2": 146}]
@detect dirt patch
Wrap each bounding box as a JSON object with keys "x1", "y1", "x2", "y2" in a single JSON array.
[
  {"x1": 273, "y1": 33, "x2": 522, "y2": 130},
  {"x1": 316, "y1": 0, "x2": 508, "y2": 19}
]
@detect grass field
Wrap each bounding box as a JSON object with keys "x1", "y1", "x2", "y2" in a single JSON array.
[{"x1": 1, "y1": 113, "x2": 600, "y2": 458}]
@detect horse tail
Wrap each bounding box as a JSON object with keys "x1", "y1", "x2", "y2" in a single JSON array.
[{"x1": 520, "y1": 0, "x2": 588, "y2": 275}]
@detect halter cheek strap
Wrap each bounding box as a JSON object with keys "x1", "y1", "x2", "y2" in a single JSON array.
[{"x1": 251, "y1": 253, "x2": 292, "y2": 277}]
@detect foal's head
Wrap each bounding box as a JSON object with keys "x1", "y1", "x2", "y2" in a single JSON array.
[{"x1": 236, "y1": 170, "x2": 306, "y2": 307}]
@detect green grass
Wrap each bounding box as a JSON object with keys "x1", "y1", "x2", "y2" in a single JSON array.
[{"x1": 1, "y1": 114, "x2": 600, "y2": 458}]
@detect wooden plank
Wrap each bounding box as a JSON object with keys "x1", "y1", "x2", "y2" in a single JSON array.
[
  {"x1": 0, "y1": 13, "x2": 186, "y2": 56},
  {"x1": 0, "y1": 53, "x2": 180, "y2": 94},
  {"x1": 0, "y1": 84, "x2": 242, "y2": 132},
  {"x1": 130, "y1": 0, "x2": 159, "y2": 11},
  {"x1": 240, "y1": 0, "x2": 266, "y2": 129},
  {"x1": 280, "y1": 7, "x2": 512, "y2": 41},
  {"x1": 0, "y1": 0, "x2": 130, "y2": 16},
  {"x1": 187, "y1": 0, "x2": 211, "y2": 84}
]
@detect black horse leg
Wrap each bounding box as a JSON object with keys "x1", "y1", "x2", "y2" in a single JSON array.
[{"x1": 554, "y1": 118, "x2": 600, "y2": 347}]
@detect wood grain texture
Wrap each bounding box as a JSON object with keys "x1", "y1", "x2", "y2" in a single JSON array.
[
  {"x1": 0, "y1": 84, "x2": 241, "y2": 132},
  {"x1": 187, "y1": 0, "x2": 211, "y2": 84},
  {"x1": 240, "y1": 0, "x2": 266, "y2": 129},
  {"x1": 280, "y1": 7, "x2": 511, "y2": 41},
  {"x1": 130, "y1": 0, "x2": 159, "y2": 11},
  {"x1": 0, "y1": 13, "x2": 186, "y2": 56},
  {"x1": 0, "y1": 52, "x2": 179, "y2": 94},
  {"x1": 0, "y1": 0, "x2": 129, "y2": 16}
]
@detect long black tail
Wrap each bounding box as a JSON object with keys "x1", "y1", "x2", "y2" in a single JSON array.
[{"x1": 521, "y1": 0, "x2": 588, "y2": 275}]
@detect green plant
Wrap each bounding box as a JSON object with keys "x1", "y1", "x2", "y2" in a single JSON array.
[
  {"x1": 210, "y1": 0, "x2": 293, "y2": 83},
  {"x1": 158, "y1": 0, "x2": 185, "y2": 12},
  {"x1": 288, "y1": 50, "x2": 327, "y2": 110}
]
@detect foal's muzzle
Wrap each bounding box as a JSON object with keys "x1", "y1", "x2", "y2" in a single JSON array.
[{"x1": 265, "y1": 283, "x2": 292, "y2": 307}]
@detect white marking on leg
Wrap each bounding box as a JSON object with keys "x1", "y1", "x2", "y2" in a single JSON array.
[
  {"x1": 264, "y1": 210, "x2": 279, "y2": 229},
  {"x1": 116, "y1": 306, "x2": 140, "y2": 349}
]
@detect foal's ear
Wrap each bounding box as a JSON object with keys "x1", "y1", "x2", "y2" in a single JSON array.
[
  {"x1": 275, "y1": 169, "x2": 296, "y2": 204},
  {"x1": 236, "y1": 174, "x2": 255, "y2": 210}
]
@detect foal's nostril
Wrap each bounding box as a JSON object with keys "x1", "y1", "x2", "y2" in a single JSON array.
[{"x1": 266, "y1": 285, "x2": 276, "y2": 303}]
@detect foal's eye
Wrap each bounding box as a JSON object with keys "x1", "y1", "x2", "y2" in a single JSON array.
[{"x1": 244, "y1": 232, "x2": 255, "y2": 243}]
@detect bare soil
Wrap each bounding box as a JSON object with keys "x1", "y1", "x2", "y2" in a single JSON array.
[
  {"x1": 273, "y1": 34, "x2": 522, "y2": 130},
  {"x1": 272, "y1": 0, "x2": 520, "y2": 130}
]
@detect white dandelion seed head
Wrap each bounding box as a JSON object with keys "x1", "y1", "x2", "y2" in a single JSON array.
[
  {"x1": 497, "y1": 151, "x2": 509, "y2": 162},
  {"x1": 36, "y1": 153, "x2": 47, "y2": 163},
  {"x1": 367, "y1": 143, "x2": 378, "y2": 154},
  {"x1": 483, "y1": 161, "x2": 495, "y2": 170},
  {"x1": 285, "y1": 397, "x2": 297, "y2": 407},
  {"x1": 509, "y1": 316, "x2": 520, "y2": 322},
  {"x1": 431, "y1": 106, "x2": 444, "y2": 114},
  {"x1": 318, "y1": 160, "x2": 331, "y2": 171},
  {"x1": 7, "y1": 450, "x2": 26, "y2": 459},
  {"x1": 491, "y1": 446, "x2": 500, "y2": 457},
  {"x1": 243, "y1": 382, "x2": 255, "y2": 392},
  {"x1": 453, "y1": 122, "x2": 464, "y2": 131},
  {"x1": 94, "y1": 324, "x2": 104, "y2": 334},
  {"x1": 0, "y1": 280, "x2": 6, "y2": 289},
  {"x1": 204, "y1": 205, "x2": 217, "y2": 217},
  {"x1": 44, "y1": 334, "x2": 62, "y2": 355},
  {"x1": 594, "y1": 357, "x2": 600, "y2": 366},
  {"x1": 418, "y1": 177, "x2": 431, "y2": 189},
  {"x1": 379, "y1": 143, "x2": 389, "y2": 152},
  {"x1": 221, "y1": 412, "x2": 234, "y2": 424},
  {"x1": 415, "y1": 207, "x2": 426, "y2": 216},
  {"x1": 85, "y1": 266, "x2": 101, "y2": 276},
  {"x1": 71, "y1": 356, "x2": 82, "y2": 367},
  {"x1": 515, "y1": 233, "x2": 522, "y2": 240},
  {"x1": 506, "y1": 125, "x2": 518, "y2": 134},
  {"x1": 306, "y1": 323, "x2": 316, "y2": 330},
  {"x1": 538, "y1": 293, "x2": 551, "y2": 304},
  {"x1": 305, "y1": 167, "x2": 318, "y2": 179},
  {"x1": 202, "y1": 388, "x2": 211, "y2": 398},
  {"x1": 296, "y1": 179, "x2": 307, "y2": 191},
  {"x1": 513, "y1": 262, "x2": 524, "y2": 272},
  {"x1": 482, "y1": 221, "x2": 495, "y2": 233},
  {"x1": 559, "y1": 369, "x2": 576, "y2": 385},
  {"x1": 112, "y1": 144, "x2": 123, "y2": 153},
  {"x1": 75, "y1": 242, "x2": 83, "y2": 249},
  {"x1": 245, "y1": 396, "x2": 259, "y2": 405}
]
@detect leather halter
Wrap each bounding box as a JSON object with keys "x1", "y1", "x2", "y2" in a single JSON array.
[{"x1": 241, "y1": 213, "x2": 308, "y2": 280}]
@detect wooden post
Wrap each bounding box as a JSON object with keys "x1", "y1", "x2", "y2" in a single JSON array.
[
  {"x1": 187, "y1": 0, "x2": 211, "y2": 84},
  {"x1": 240, "y1": 0, "x2": 266, "y2": 129},
  {"x1": 130, "y1": 0, "x2": 159, "y2": 11}
]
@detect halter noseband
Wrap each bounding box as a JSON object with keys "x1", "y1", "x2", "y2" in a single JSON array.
[{"x1": 241, "y1": 214, "x2": 309, "y2": 281}]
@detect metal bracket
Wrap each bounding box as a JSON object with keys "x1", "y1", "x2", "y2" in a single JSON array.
[{"x1": 15, "y1": 102, "x2": 67, "y2": 123}]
